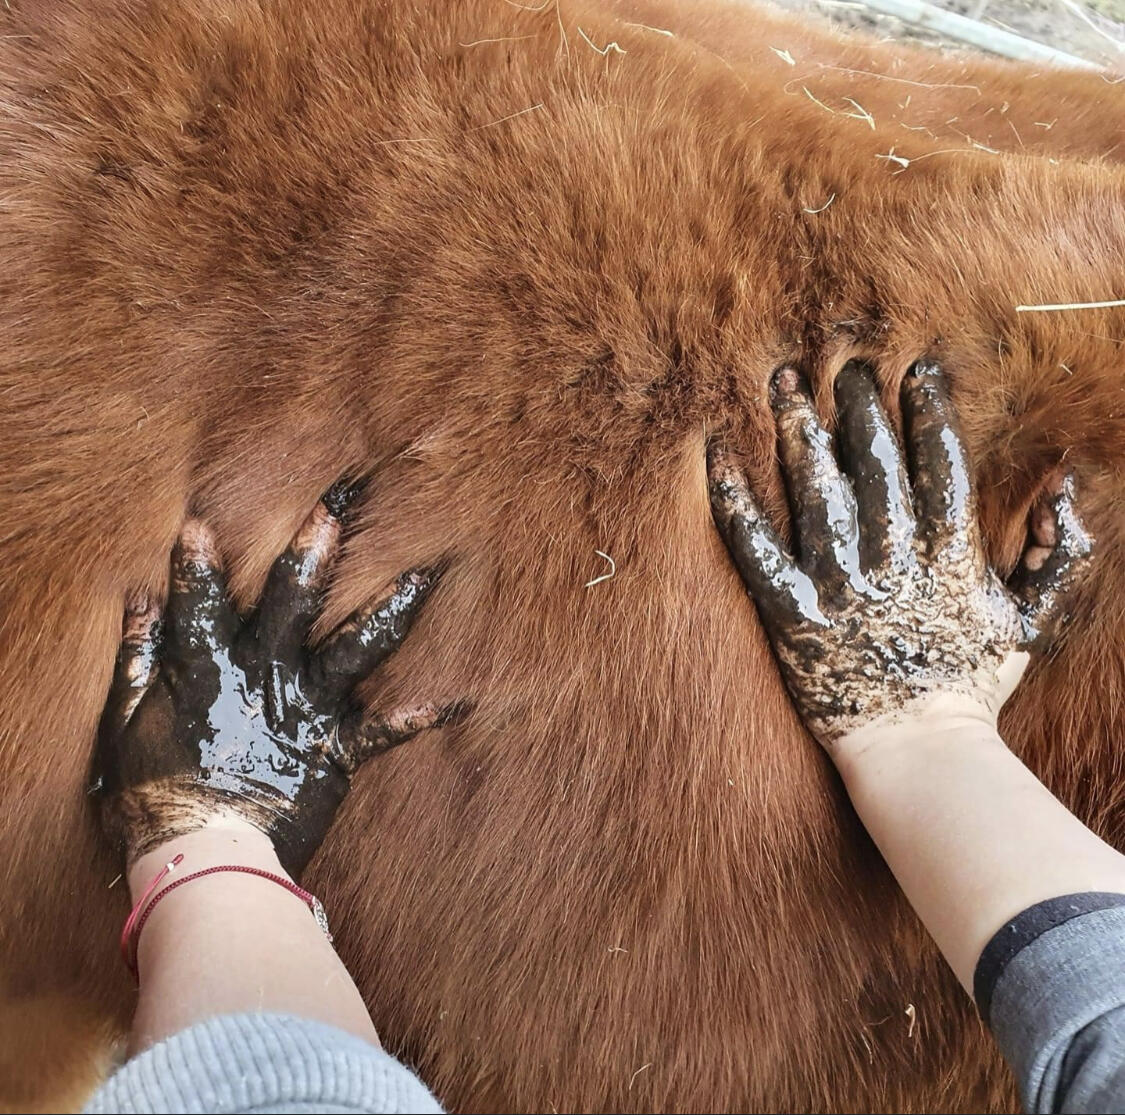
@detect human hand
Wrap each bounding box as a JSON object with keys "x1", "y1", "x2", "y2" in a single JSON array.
[
  {"x1": 708, "y1": 359, "x2": 1092, "y2": 759},
  {"x1": 95, "y1": 481, "x2": 463, "y2": 876}
]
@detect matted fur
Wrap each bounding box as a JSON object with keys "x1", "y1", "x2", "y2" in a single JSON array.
[{"x1": 0, "y1": 1, "x2": 1123, "y2": 1111}]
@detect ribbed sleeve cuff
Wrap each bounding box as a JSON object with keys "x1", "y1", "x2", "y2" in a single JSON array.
[
  {"x1": 82, "y1": 1012, "x2": 443, "y2": 1114},
  {"x1": 974, "y1": 892, "x2": 1125, "y2": 1023},
  {"x1": 977, "y1": 901, "x2": 1125, "y2": 1114}
]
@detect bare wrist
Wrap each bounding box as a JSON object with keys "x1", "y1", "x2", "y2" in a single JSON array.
[
  {"x1": 127, "y1": 816, "x2": 282, "y2": 899},
  {"x1": 831, "y1": 693, "x2": 1009, "y2": 783}
]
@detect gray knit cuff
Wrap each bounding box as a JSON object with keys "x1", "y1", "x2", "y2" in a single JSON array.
[
  {"x1": 82, "y1": 1012, "x2": 443, "y2": 1114},
  {"x1": 987, "y1": 904, "x2": 1125, "y2": 1114}
]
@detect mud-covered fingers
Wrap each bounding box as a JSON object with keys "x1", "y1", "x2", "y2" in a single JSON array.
[
  {"x1": 708, "y1": 446, "x2": 828, "y2": 634},
  {"x1": 833, "y1": 360, "x2": 915, "y2": 575},
  {"x1": 770, "y1": 366, "x2": 862, "y2": 594},
  {"x1": 164, "y1": 518, "x2": 239, "y2": 664},
  {"x1": 254, "y1": 479, "x2": 362, "y2": 660},
  {"x1": 900, "y1": 359, "x2": 980, "y2": 556},
  {"x1": 1009, "y1": 473, "x2": 1094, "y2": 647},
  {"x1": 335, "y1": 700, "x2": 470, "y2": 775},
  {"x1": 103, "y1": 591, "x2": 163, "y2": 731},
  {"x1": 311, "y1": 567, "x2": 441, "y2": 699}
]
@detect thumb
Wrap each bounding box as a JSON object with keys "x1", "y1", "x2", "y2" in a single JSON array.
[{"x1": 1009, "y1": 473, "x2": 1093, "y2": 651}]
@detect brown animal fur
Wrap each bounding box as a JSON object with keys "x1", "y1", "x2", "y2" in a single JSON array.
[
  {"x1": 1, "y1": 1, "x2": 1123, "y2": 1111},
  {"x1": 612, "y1": 0, "x2": 1125, "y2": 161}
]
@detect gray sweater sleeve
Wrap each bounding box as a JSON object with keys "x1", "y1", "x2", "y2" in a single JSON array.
[
  {"x1": 975, "y1": 894, "x2": 1125, "y2": 1115},
  {"x1": 81, "y1": 1012, "x2": 443, "y2": 1114}
]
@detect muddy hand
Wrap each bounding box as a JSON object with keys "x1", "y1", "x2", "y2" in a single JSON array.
[
  {"x1": 708, "y1": 358, "x2": 1093, "y2": 754},
  {"x1": 95, "y1": 480, "x2": 465, "y2": 877}
]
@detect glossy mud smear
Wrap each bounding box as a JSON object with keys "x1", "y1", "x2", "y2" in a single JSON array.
[
  {"x1": 96, "y1": 480, "x2": 455, "y2": 877},
  {"x1": 708, "y1": 358, "x2": 1093, "y2": 750}
]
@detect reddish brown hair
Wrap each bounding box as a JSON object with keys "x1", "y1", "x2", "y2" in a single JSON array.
[{"x1": 1, "y1": 1, "x2": 1123, "y2": 1110}]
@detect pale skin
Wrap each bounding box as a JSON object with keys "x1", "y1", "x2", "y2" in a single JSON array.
[
  {"x1": 125, "y1": 818, "x2": 379, "y2": 1055},
  {"x1": 710, "y1": 357, "x2": 1125, "y2": 992},
  {"x1": 839, "y1": 707, "x2": 1125, "y2": 990}
]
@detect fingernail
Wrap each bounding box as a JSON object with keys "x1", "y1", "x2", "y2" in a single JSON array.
[
  {"x1": 292, "y1": 502, "x2": 341, "y2": 585},
  {"x1": 1029, "y1": 499, "x2": 1058, "y2": 549},
  {"x1": 125, "y1": 589, "x2": 152, "y2": 615},
  {"x1": 322, "y1": 476, "x2": 367, "y2": 521},
  {"x1": 905, "y1": 357, "x2": 942, "y2": 379},
  {"x1": 708, "y1": 464, "x2": 742, "y2": 503},
  {"x1": 403, "y1": 564, "x2": 443, "y2": 599},
  {"x1": 706, "y1": 460, "x2": 754, "y2": 523},
  {"x1": 706, "y1": 444, "x2": 738, "y2": 484},
  {"x1": 176, "y1": 519, "x2": 221, "y2": 567},
  {"x1": 707, "y1": 441, "x2": 733, "y2": 474},
  {"x1": 769, "y1": 364, "x2": 803, "y2": 403}
]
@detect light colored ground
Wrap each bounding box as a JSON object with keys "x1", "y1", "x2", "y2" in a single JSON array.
[{"x1": 773, "y1": 0, "x2": 1125, "y2": 67}]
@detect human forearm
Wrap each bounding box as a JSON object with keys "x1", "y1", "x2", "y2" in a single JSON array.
[
  {"x1": 708, "y1": 358, "x2": 1102, "y2": 992},
  {"x1": 93, "y1": 483, "x2": 464, "y2": 1059},
  {"x1": 707, "y1": 349, "x2": 1123, "y2": 1109},
  {"x1": 837, "y1": 708, "x2": 1125, "y2": 991},
  {"x1": 127, "y1": 820, "x2": 378, "y2": 1055}
]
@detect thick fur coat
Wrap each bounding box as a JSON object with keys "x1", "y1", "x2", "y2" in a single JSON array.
[{"x1": 1, "y1": 1, "x2": 1123, "y2": 1110}]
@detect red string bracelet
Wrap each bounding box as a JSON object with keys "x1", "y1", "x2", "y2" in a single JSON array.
[
  {"x1": 121, "y1": 858, "x2": 332, "y2": 981},
  {"x1": 120, "y1": 853, "x2": 185, "y2": 975}
]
